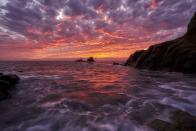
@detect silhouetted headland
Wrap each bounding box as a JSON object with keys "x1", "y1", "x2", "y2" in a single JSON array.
[{"x1": 125, "y1": 12, "x2": 196, "y2": 73}]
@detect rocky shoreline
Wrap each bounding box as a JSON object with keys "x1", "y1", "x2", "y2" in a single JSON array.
[
  {"x1": 148, "y1": 109, "x2": 196, "y2": 131},
  {"x1": 0, "y1": 73, "x2": 20, "y2": 101},
  {"x1": 125, "y1": 12, "x2": 196, "y2": 73}
]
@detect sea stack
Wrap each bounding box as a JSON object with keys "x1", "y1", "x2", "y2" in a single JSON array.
[
  {"x1": 125, "y1": 12, "x2": 196, "y2": 73},
  {"x1": 87, "y1": 57, "x2": 95, "y2": 63}
]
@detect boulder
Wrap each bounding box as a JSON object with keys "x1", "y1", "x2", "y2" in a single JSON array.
[
  {"x1": 125, "y1": 12, "x2": 196, "y2": 73},
  {"x1": 0, "y1": 90, "x2": 10, "y2": 100},
  {"x1": 172, "y1": 110, "x2": 196, "y2": 131},
  {"x1": 0, "y1": 80, "x2": 12, "y2": 90},
  {"x1": 0, "y1": 80, "x2": 11, "y2": 100},
  {"x1": 148, "y1": 119, "x2": 174, "y2": 131},
  {"x1": 0, "y1": 74, "x2": 20, "y2": 86},
  {"x1": 0, "y1": 74, "x2": 20, "y2": 101},
  {"x1": 148, "y1": 110, "x2": 196, "y2": 131}
]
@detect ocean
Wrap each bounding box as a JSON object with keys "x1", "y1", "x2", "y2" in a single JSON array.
[{"x1": 0, "y1": 61, "x2": 196, "y2": 131}]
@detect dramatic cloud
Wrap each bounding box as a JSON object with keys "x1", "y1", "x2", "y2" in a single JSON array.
[{"x1": 0, "y1": 0, "x2": 195, "y2": 60}]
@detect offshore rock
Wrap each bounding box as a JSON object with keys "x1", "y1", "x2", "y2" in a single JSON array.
[{"x1": 87, "y1": 57, "x2": 95, "y2": 63}]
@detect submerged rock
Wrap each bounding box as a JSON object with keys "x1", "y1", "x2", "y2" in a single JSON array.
[
  {"x1": 148, "y1": 110, "x2": 196, "y2": 131},
  {"x1": 0, "y1": 73, "x2": 20, "y2": 101},
  {"x1": 125, "y1": 12, "x2": 196, "y2": 73}
]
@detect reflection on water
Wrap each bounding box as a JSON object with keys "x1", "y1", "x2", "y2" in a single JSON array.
[{"x1": 0, "y1": 61, "x2": 196, "y2": 131}]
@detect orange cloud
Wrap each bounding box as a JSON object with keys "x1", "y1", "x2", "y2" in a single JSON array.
[{"x1": 31, "y1": 36, "x2": 160, "y2": 60}]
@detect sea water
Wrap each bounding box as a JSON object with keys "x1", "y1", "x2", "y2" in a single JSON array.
[{"x1": 0, "y1": 61, "x2": 195, "y2": 131}]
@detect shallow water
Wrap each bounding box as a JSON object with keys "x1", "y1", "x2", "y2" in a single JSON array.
[{"x1": 0, "y1": 61, "x2": 196, "y2": 131}]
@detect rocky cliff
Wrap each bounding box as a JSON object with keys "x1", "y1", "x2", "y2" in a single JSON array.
[{"x1": 125, "y1": 12, "x2": 196, "y2": 73}]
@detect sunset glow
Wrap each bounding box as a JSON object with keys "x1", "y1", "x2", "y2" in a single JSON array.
[{"x1": 0, "y1": 0, "x2": 195, "y2": 60}]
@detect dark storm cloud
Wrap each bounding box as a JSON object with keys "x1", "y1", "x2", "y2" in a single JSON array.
[{"x1": 0, "y1": 0, "x2": 195, "y2": 45}]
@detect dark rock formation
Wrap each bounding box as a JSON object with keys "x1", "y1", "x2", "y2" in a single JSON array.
[
  {"x1": 0, "y1": 80, "x2": 11, "y2": 100},
  {"x1": 0, "y1": 73, "x2": 20, "y2": 101},
  {"x1": 148, "y1": 110, "x2": 196, "y2": 131},
  {"x1": 148, "y1": 119, "x2": 174, "y2": 131},
  {"x1": 75, "y1": 59, "x2": 84, "y2": 62},
  {"x1": 0, "y1": 74, "x2": 20, "y2": 86},
  {"x1": 125, "y1": 12, "x2": 196, "y2": 73},
  {"x1": 87, "y1": 57, "x2": 95, "y2": 62},
  {"x1": 113, "y1": 62, "x2": 120, "y2": 65}
]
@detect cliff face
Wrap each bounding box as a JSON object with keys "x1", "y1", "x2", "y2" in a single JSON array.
[{"x1": 125, "y1": 12, "x2": 196, "y2": 73}]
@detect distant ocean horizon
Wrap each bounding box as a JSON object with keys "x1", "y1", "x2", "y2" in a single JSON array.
[{"x1": 0, "y1": 57, "x2": 127, "y2": 62}]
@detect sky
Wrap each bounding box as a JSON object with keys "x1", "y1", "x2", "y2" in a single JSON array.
[{"x1": 0, "y1": 0, "x2": 195, "y2": 60}]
